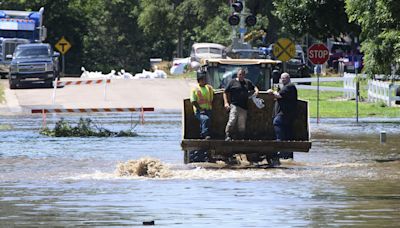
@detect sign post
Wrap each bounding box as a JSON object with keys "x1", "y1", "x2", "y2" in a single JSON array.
[
  {"x1": 355, "y1": 61, "x2": 360, "y2": 123},
  {"x1": 308, "y1": 43, "x2": 329, "y2": 123},
  {"x1": 53, "y1": 37, "x2": 72, "y2": 105},
  {"x1": 55, "y1": 36, "x2": 72, "y2": 77}
]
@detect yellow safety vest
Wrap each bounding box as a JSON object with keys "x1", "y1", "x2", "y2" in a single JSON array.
[{"x1": 191, "y1": 84, "x2": 213, "y2": 111}]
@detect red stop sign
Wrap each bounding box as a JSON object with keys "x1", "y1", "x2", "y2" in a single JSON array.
[{"x1": 308, "y1": 44, "x2": 329, "y2": 64}]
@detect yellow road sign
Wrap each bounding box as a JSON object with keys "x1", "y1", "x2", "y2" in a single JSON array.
[
  {"x1": 272, "y1": 38, "x2": 295, "y2": 62},
  {"x1": 55, "y1": 36, "x2": 71, "y2": 55}
]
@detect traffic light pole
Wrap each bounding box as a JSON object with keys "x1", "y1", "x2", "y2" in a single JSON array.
[
  {"x1": 229, "y1": 0, "x2": 256, "y2": 44},
  {"x1": 355, "y1": 67, "x2": 359, "y2": 123},
  {"x1": 239, "y1": 0, "x2": 246, "y2": 43}
]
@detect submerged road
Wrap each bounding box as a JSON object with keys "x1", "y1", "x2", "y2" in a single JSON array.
[
  {"x1": 0, "y1": 113, "x2": 399, "y2": 227},
  {"x1": 0, "y1": 78, "x2": 196, "y2": 114}
]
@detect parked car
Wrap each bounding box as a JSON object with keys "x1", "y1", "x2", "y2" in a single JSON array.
[
  {"x1": 285, "y1": 45, "x2": 310, "y2": 80},
  {"x1": 190, "y1": 43, "x2": 226, "y2": 63},
  {"x1": 8, "y1": 43, "x2": 59, "y2": 89},
  {"x1": 338, "y1": 54, "x2": 363, "y2": 73}
]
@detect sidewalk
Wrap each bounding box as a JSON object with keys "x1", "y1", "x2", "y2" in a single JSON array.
[{"x1": 0, "y1": 80, "x2": 24, "y2": 115}]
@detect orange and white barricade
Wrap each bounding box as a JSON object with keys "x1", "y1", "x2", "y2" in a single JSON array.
[
  {"x1": 52, "y1": 78, "x2": 111, "y2": 104},
  {"x1": 32, "y1": 107, "x2": 155, "y2": 126}
]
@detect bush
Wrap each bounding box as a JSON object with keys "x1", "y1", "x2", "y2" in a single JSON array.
[{"x1": 40, "y1": 118, "x2": 138, "y2": 137}]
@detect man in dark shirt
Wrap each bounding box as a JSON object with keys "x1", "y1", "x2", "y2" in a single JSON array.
[
  {"x1": 223, "y1": 68, "x2": 259, "y2": 141},
  {"x1": 267, "y1": 72, "x2": 298, "y2": 162}
]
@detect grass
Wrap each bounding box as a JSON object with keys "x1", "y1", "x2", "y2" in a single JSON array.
[
  {"x1": 169, "y1": 71, "x2": 399, "y2": 118},
  {"x1": 0, "y1": 82, "x2": 4, "y2": 104},
  {"x1": 168, "y1": 71, "x2": 196, "y2": 79},
  {"x1": 298, "y1": 78, "x2": 400, "y2": 118}
]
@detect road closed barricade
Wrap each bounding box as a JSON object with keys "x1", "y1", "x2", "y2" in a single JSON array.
[
  {"x1": 55, "y1": 79, "x2": 111, "y2": 87},
  {"x1": 52, "y1": 78, "x2": 111, "y2": 104},
  {"x1": 32, "y1": 107, "x2": 155, "y2": 127},
  {"x1": 31, "y1": 107, "x2": 154, "y2": 114}
]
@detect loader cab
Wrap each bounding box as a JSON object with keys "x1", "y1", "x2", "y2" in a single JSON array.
[{"x1": 203, "y1": 59, "x2": 281, "y2": 91}]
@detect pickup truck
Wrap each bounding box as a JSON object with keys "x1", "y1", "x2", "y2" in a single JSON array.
[{"x1": 8, "y1": 43, "x2": 59, "y2": 89}]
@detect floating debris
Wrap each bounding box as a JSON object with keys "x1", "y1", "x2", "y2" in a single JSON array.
[
  {"x1": 40, "y1": 118, "x2": 138, "y2": 137},
  {"x1": 0, "y1": 124, "x2": 12, "y2": 130},
  {"x1": 117, "y1": 158, "x2": 171, "y2": 178}
]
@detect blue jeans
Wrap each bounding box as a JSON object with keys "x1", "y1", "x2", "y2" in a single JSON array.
[
  {"x1": 273, "y1": 115, "x2": 293, "y2": 141},
  {"x1": 195, "y1": 110, "x2": 212, "y2": 138},
  {"x1": 273, "y1": 115, "x2": 294, "y2": 159}
]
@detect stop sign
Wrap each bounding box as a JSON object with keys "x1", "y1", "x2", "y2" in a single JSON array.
[{"x1": 308, "y1": 44, "x2": 329, "y2": 64}]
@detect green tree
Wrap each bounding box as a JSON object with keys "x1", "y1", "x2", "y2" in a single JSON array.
[
  {"x1": 139, "y1": 0, "x2": 234, "y2": 57},
  {"x1": 346, "y1": 0, "x2": 400, "y2": 77},
  {"x1": 274, "y1": 0, "x2": 360, "y2": 41},
  {"x1": 81, "y1": 0, "x2": 151, "y2": 73},
  {"x1": 246, "y1": 0, "x2": 278, "y2": 44}
]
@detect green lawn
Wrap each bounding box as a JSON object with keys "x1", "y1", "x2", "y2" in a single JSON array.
[
  {"x1": 298, "y1": 80, "x2": 400, "y2": 118},
  {"x1": 0, "y1": 83, "x2": 4, "y2": 104},
  {"x1": 168, "y1": 71, "x2": 196, "y2": 79}
]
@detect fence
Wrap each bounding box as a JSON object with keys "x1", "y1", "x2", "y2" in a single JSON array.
[
  {"x1": 291, "y1": 73, "x2": 357, "y2": 99},
  {"x1": 292, "y1": 72, "x2": 400, "y2": 106},
  {"x1": 367, "y1": 80, "x2": 400, "y2": 106}
]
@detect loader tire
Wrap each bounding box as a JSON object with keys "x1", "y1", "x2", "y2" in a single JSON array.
[{"x1": 185, "y1": 150, "x2": 210, "y2": 163}]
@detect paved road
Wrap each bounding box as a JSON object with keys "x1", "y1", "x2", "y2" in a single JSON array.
[{"x1": 0, "y1": 78, "x2": 196, "y2": 114}]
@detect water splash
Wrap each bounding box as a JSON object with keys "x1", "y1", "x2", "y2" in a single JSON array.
[{"x1": 116, "y1": 157, "x2": 172, "y2": 178}]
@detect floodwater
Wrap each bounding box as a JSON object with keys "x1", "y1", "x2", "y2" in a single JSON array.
[{"x1": 0, "y1": 112, "x2": 399, "y2": 227}]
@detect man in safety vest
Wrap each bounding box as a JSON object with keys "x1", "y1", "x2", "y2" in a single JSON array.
[{"x1": 190, "y1": 70, "x2": 214, "y2": 139}]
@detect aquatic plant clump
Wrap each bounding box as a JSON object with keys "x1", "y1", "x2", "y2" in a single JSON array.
[
  {"x1": 40, "y1": 118, "x2": 138, "y2": 137},
  {"x1": 117, "y1": 158, "x2": 171, "y2": 178}
]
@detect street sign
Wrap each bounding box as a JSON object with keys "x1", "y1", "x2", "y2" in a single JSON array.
[
  {"x1": 55, "y1": 36, "x2": 71, "y2": 55},
  {"x1": 239, "y1": 27, "x2": 247, "y2": 34},
  {"x1": 308, "y1": 43, "x2": 329, "y2": 64},
  {"x1": 272, "y1": 38, "x2": 295, "y2": 62}
]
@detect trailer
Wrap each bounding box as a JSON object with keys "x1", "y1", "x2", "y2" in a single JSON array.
[{"x1": 181, "y1": 59, "x2": 311, "y2": 166}]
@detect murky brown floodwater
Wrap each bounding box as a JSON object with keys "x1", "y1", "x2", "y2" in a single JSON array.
[{"x1": 0, "y1": 113, "x2": 399, "y2": 227}]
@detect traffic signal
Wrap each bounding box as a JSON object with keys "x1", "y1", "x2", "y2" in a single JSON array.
[
  {"x1": 245, "y1": 15, "x2": 257, "y2": 26},
  {"x1": 228, "y1": 1, "x2": 256, "y2": 27},
  {"x1": 228, "y1": 14, "x2": 240, "y2": 26},
  {"x1": 231, "y1": 1, "x2": 243, "y2": 13}
]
